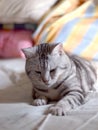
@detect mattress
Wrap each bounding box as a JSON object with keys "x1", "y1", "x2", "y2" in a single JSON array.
[{"x1": 0, "y1": 59, "x2": 98, "y2": 130}]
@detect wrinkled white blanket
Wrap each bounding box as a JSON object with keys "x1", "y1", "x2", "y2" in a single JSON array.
[{"x1": 0, "y1": 59, "x2": 98, "y2": 130}]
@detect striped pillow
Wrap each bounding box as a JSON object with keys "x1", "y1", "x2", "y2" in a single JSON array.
[{"x1": 32, "y1": 0, "x2": 98, "y2": 60}]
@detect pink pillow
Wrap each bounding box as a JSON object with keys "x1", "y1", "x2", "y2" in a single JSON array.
[{"x1": 0, "y1": 30, "x2": 33, "y2": 58}]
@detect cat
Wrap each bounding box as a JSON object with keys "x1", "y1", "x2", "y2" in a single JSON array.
[{"x1": 22, "y1": 43, "x2": 97, "y2": 116}]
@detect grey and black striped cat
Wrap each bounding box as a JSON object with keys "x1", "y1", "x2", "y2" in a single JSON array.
[{"x1": 22, "y1": 43, "x2": 97, "y2": 116}]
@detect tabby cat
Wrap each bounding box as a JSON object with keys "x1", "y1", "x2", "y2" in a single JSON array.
[{"x1": 22, "y1": 43, "x2": 97, "y2": 116}]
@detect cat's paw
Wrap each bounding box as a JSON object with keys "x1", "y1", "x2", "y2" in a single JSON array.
[
  {"x1": 49, "y1": 105, "x2": 66, "y2": 116},
  {"x1": 32, "y1": 98, "x2": 47, "y2": 106}
]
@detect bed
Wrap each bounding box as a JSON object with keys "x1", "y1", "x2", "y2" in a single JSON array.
[
  {"x1": 0, "y1": 59, "x2": 98, "y2": 130},
  {"x1": 0, "y1": 0, "x2": 98, "y2": 130}
]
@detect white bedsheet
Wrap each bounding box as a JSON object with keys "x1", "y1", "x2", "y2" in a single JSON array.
[{"x1": 0, "y1": 59, "x2": 98, "y2": 130}]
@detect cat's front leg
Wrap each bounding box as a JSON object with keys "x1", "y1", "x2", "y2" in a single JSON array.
[
  {"x1": 32, "y1": 87, "x2": 48, "y2": 106},
  {"x1": 49, "y1": 90, "x2": 84, "y2": 116},
  {"x1": 49, "y1": 101, "x2": 69, "y2": 116},
  {"x1": 32, "y1": 96, "x2": 48, "y2": 106}
]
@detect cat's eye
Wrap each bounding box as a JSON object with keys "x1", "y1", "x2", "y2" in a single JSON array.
[
  {"x1": 35, "y1": 71, "x2": 41, "y2": 74},
  {"x1": 50, "y1": 69, "x2": 56, "y2": 73}
]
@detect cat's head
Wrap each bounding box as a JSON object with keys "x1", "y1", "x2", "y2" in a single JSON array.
[{"x1": 22, "y1": 43, "x2": 70, "y2": 89}]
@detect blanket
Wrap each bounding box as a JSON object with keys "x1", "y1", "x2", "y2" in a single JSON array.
[
  {"x1": 33, "y1": 0, "x2": 98, "y2": 60},
  {"x1": 0, "y1": 59, "x2": 98, "y2": 130},
  {"x1": 0, "y1": 97, "x2": 98, "y2": 130}
]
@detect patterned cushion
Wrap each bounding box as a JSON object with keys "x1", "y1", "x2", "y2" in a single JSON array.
[{"x1": 0, "y1": 23, "x2": 37, "y2": 31}]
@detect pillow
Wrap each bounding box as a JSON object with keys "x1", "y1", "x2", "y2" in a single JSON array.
[
  {"x1": 0, "y1": 30, "x2": 33, "y2": 58},
  {"x1": 32, "y1": 0, "x2": 98, "y2": 60},
  {"x1": 0, "y1": 0, "x2": 57, "y2": 23}
]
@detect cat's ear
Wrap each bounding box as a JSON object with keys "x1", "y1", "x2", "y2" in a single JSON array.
[
  {"x1": 22, "y1": 46, "x2": 36, "y2": 58},
  {"x1": 51, "y1": 43, "x2": 64, "y2": 55}
]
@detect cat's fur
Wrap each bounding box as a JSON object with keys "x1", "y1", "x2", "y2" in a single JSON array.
[{"x1": 22, "y1": 43, "x2": 97, "y2": 116}]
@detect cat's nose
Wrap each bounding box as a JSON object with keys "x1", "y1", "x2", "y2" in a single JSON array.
[{"x1": 42, "y1": 78, "x2": 50, "y2": 85}]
